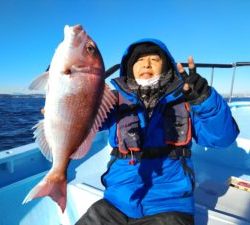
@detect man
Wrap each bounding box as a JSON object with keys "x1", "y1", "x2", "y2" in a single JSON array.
[{"x1": 75, "y1": 39, "x2": 239, "y2": 225}]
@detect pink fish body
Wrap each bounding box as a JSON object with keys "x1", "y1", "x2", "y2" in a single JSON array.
[{"x1": 23, "y1": 25, "x2": 116, "y2": 212}]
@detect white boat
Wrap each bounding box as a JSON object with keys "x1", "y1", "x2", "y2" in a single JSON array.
[{"x1": 0, "y1": 62, "x2": 250, "y2": 225}]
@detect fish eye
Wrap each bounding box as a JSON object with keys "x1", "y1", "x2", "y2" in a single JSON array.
[{"x1": 86, "y1": 42, "x2": 96, "y2": 54}]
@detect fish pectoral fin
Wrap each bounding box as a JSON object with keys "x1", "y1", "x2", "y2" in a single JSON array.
[
  {"x1": 70, "y1": 84, "x2": 117, "y2": 159},
  {"x1": 22, "y1": 178, "x2": 67, "y2": 212},
  {"x1": 29, "y1": 71, "x2": 49, "y2": 90},
  {"x1": 94, "y1": 84, "x2": 117, "y2": 130}
]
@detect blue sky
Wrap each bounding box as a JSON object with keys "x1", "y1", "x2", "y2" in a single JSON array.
[{"x1": 0, "y1": 0, "x2": 250, "y2": 95}]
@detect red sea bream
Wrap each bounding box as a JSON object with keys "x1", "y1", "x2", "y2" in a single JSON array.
[{"x1": 23, "y1": 24, "x2": 116, "y2": 212}]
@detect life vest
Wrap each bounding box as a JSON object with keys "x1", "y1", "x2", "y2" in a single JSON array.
[
  {"x1": 116, "y1": 92, "x2": 192, "y2": 156},
  {"x1": 116, "y1": 93, "x2": 141, "y2": 154}
]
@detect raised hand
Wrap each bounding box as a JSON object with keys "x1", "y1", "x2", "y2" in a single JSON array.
[{"x1": 177, "y1": 56, "x2": 210, "y2": 105}]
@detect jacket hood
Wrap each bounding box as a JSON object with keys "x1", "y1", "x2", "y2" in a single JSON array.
[{"x1": 119, "y1": 38, "x2": 181, "y2": 79}]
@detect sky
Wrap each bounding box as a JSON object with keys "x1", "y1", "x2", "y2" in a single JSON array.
[{"x1": 0, "y1": 0, "x2": 250, "y2": 96}]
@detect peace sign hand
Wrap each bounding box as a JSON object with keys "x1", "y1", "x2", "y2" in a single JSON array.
[{"x1": 177, "y1": 56, "x2": 210, "y2": 105}]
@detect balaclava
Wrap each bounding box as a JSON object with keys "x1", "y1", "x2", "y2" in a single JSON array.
[{"x1": 122, "y1": 42, "x2": 175, "y2": 117}]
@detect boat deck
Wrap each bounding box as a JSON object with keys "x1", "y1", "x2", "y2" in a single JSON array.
[{"x1": 0, "y1": 102, "x2": 250, "y2": 225}]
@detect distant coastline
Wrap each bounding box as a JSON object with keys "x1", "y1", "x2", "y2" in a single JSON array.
[
  {"x1": 222, "y1": 94, "x2": 250, "y2": 98},
  {"x1": 1, "y1": 93, "x2": 250, "y2": 98},
  {"x1": 0, "y1": 94, "x2": 45, "y2": 98}
]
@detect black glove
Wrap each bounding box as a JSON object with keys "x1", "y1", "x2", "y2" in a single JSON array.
[{"x1": 180, "y1": 67, "x2": 210, "y2": 105}]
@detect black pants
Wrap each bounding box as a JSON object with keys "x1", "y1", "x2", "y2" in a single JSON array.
[{"x1": 75, "y1": 199, "x2": 194, "y2": 225}]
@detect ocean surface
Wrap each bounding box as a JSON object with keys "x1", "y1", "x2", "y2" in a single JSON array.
[
  {"x1": 0, "y1": 94, "x2": 249, "y2": 152},
  {"x1": 0, "y1": 94, "x2": 45, "y2": 151}
]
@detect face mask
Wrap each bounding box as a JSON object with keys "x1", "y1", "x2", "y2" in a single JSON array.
[{"x1": 135, "y1": 74, "x2": 161, "y2": 87}]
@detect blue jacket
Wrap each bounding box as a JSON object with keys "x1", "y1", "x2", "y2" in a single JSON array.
[{"x1": 101, "y1": 39, "x2": 239, "y2": 218}]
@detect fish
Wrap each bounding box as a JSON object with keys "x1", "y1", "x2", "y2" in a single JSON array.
[{"x1": 22, "y1": 24, "x2": 117, "y2": 212}]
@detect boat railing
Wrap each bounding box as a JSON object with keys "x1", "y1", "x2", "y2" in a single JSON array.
[
  {"x1": 0, "y1": 143, "x2": 39, "y2": 173},
  {"x1": 180, "y1": 62, "x2": 250, "y2": 103},
  {"x1": 105, "y1": 62, "x2": 250, "y2": 103}
]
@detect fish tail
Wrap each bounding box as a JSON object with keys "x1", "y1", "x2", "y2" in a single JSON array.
[{"x1": 22, "y1": 177, "x2": 67, "y2": 212}]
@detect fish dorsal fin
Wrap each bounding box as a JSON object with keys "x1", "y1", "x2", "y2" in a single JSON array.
[
  {"x1": 29, "y1": 72, "x2": 49, "y2": 90},
  {"x1": 33, "y1": 120, "x2": 53, "y2": 161},
  {"x1": 70, "y1": 84, "x2": 117, "y2": 159}
]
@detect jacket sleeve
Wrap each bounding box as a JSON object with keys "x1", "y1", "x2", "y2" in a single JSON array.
[{"x1": 190, "y1": 88, "x2": 239, "y2": 148}]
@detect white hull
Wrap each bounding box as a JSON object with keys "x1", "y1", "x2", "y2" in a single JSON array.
[{"x1": 1, "y1": 101, "x2": 250, "y2": 225}]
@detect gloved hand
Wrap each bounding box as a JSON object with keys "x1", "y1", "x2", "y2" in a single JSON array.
[{"x1": 177, "y1": 56, "x2": 210, "y2": 105}]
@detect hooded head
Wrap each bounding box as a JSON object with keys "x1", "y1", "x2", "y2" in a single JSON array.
[{"x1": 120, "y1": 39, "x2": 178, "y2": 81}]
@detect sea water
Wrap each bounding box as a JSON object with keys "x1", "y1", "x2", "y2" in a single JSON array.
[
  {"x1": 0, "y1": 94, "x2": 249, "y2": 152},
  {"x1": 0, "y1": 94, "x2": 44, "y2": 151}
]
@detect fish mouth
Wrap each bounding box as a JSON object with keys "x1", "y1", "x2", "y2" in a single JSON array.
[{"x1": 72, "y1": 25, "x2": 83, "y2": 34}]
